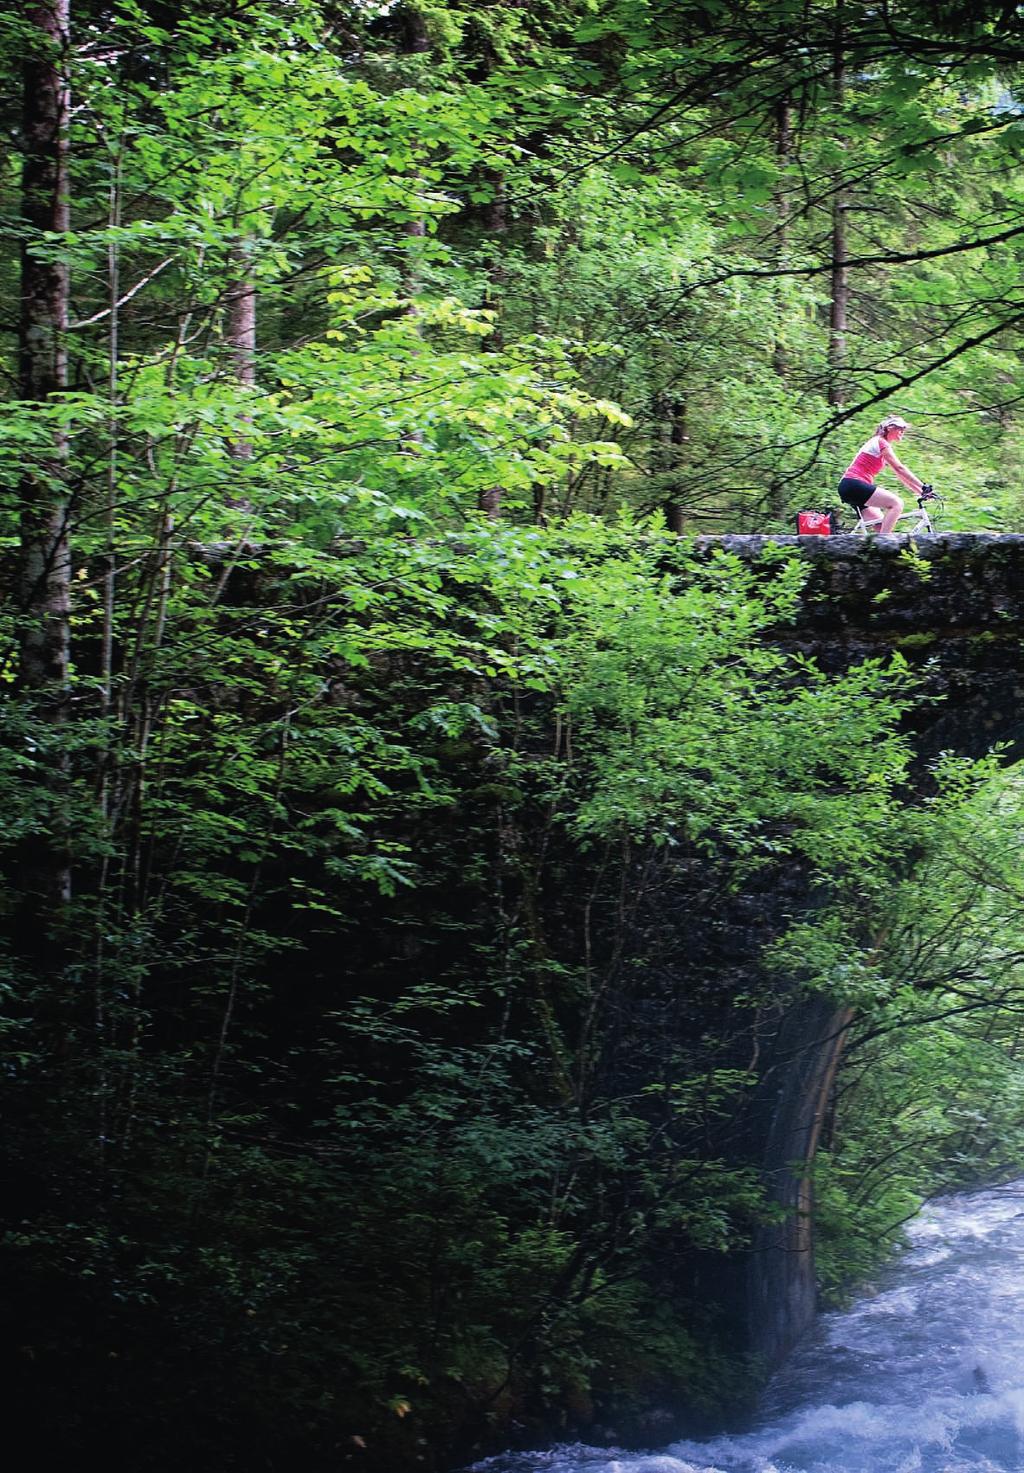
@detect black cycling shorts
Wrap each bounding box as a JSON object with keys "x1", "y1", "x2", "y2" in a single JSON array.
[{"x1": 837, "y1": 475, "x2": 876, "y2": 510}]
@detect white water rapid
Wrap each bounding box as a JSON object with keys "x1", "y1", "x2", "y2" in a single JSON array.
[{"x1": 471, "y1": 1181, "x2": 1024, "y2": 1473}]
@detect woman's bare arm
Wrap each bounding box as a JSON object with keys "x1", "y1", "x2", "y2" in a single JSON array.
[{"x1": 880, "y1": 440, "x2": 923, "y2": 492}]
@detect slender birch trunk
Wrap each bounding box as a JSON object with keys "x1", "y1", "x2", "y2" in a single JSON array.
[
  {"x1": 398, "y1": 4, "x2": 429, "y2": 453},
  {"x1": 479, "y1": 167, "x2": 508, "y2": 520},
  {"x1": 828, "y1": 3, "x2": 848, "y2": 409},
  {"x1": 767, "y1": 95, "x2": 795, "y2": 523},
  {"x1": 773, "y1": 94, "x2": 792, "y2": 381},
  {"x1": 19, "y1": 0, "x2": 72, "y2": 697},
  {"x1": 17, "y1": 2, "x2": 73, "y2": 925},
  {"x1": 219, "y1": 236, "x2": 257, "y2": 553},
  {"x1": 226, "y1": 239, "x2": 257, "y2": 437}
]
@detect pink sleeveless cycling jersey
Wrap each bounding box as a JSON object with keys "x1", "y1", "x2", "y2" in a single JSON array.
[{"x1": 845, "y1": 436, "x2": 885, "y2": 482}]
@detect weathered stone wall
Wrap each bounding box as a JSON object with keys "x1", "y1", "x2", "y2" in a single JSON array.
[
  {"x1": 691, "y1": 533, "x2": 1024, "y2": 1365},
  {"x1": 697, "y1": 533, "x2": 1024, "y2": 760}
]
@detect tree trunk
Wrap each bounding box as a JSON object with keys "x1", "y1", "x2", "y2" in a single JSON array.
[
  {"x1": 101, "y1": 138, "x2": 123, "y2": 720},
  {"x1": 399, "y1": 4, "x2": 428, "y2": 307},
  {"x1": 225, "y1": 237, "x2": 256, "y2": 463},
  {"x1": 765, "y1": 96, "x2": 796, "y2": 522},
  {"x1": 216, "y1": 237, "x2": 257, "y2": 552},
  {"x1": 403, "y1": 214, "x2": 426, "y2": 304},
  {"x1": 773, "y1": 94, "x2": 792, "y2": 382},
  {"x1": 398, "y1": 1, "x2": 429, "y2": 53},
  {"x1": 397, "y1": 5, "x2": 429, "y2": 455},
  {"x1": 226, "y1": 245, "x2": 256, "y2": 399},
  {"x1": 828, "y1": 6, "x2": 848, "y2": 409},
  {"x1": 19, "y1": 0, "x2": 72, "y2": 695},
  {"x1": 665, "y1": 398, "x2": 687, "y2": 534},
  {"x1": 479, "y1": 166, "x2": 508, "y2": 520}
]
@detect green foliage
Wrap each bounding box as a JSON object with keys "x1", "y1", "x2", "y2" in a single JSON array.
[
  {"x1": 7, "y1": 1, "x2": 1024, "y2": 1468},
  {"x1": 0, "y1": 514, "x2": 928, "y2": 1466},
  {"x1": 812, "y1": 766, "x2": 1024, "y2": 1303}
]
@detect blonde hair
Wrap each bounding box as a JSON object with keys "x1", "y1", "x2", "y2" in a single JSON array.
[{"x1": 876, "y1": 415, "x2": 908, "y2": 439}]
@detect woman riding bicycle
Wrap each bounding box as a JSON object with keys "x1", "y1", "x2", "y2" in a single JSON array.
[{"x1": 838, "y1": 415, "x2": 929, "y2": 533}]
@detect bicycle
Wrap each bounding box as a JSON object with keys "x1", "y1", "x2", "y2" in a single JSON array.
[{"x1": 849, "y1": 487, "x2": 943, "y2": 535}]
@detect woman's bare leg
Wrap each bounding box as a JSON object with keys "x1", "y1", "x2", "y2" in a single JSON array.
[{"x1": 865, "y1": 488, "x2": 902, "y2": 534}]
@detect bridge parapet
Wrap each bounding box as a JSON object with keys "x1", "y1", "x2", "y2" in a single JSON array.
[{"x1": 693, "y1": 533, "x2": 1024, "y2": 762}]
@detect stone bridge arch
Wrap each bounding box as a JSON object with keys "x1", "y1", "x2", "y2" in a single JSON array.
[
  {"x1": 214, "y1": 529, "x2": 1024, "y2": 1371},
  {"x1": 693, "y1": 532, "x2": 1024, "y2": 1365}
]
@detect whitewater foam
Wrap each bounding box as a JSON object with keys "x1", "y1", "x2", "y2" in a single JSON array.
[{"x1": 469, "y1": 1181, "x2": 1024, "y2": 1473}]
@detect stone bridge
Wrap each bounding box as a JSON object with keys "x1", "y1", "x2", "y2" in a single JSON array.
[
  {"x1": 223, "y1": 529, "x2": 1024, "y2": 1376},
  {"x1": 699, "y1": 532, "x2": 1024, "y2": 760},
  {"x1": 692, "y1": 533, "x2": 1024, "y2": 1367}
]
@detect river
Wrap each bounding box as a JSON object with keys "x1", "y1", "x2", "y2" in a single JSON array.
[{"x1": 470, "y1": 1181, "x2": 1024, "y2": 1473}]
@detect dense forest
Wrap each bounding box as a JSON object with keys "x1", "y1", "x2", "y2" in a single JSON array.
[{"x1": 6, "y1": 2, "x2": 1024, "y2": 1469}]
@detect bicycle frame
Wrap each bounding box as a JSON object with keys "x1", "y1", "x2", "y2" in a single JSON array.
[{"x1": 851, "y1": 493, "x2": 942, "y2": 535}]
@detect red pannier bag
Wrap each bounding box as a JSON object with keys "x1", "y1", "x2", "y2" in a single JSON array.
[{"x1": 795, "y1": 511, "x2": 839, "y2": 536}]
